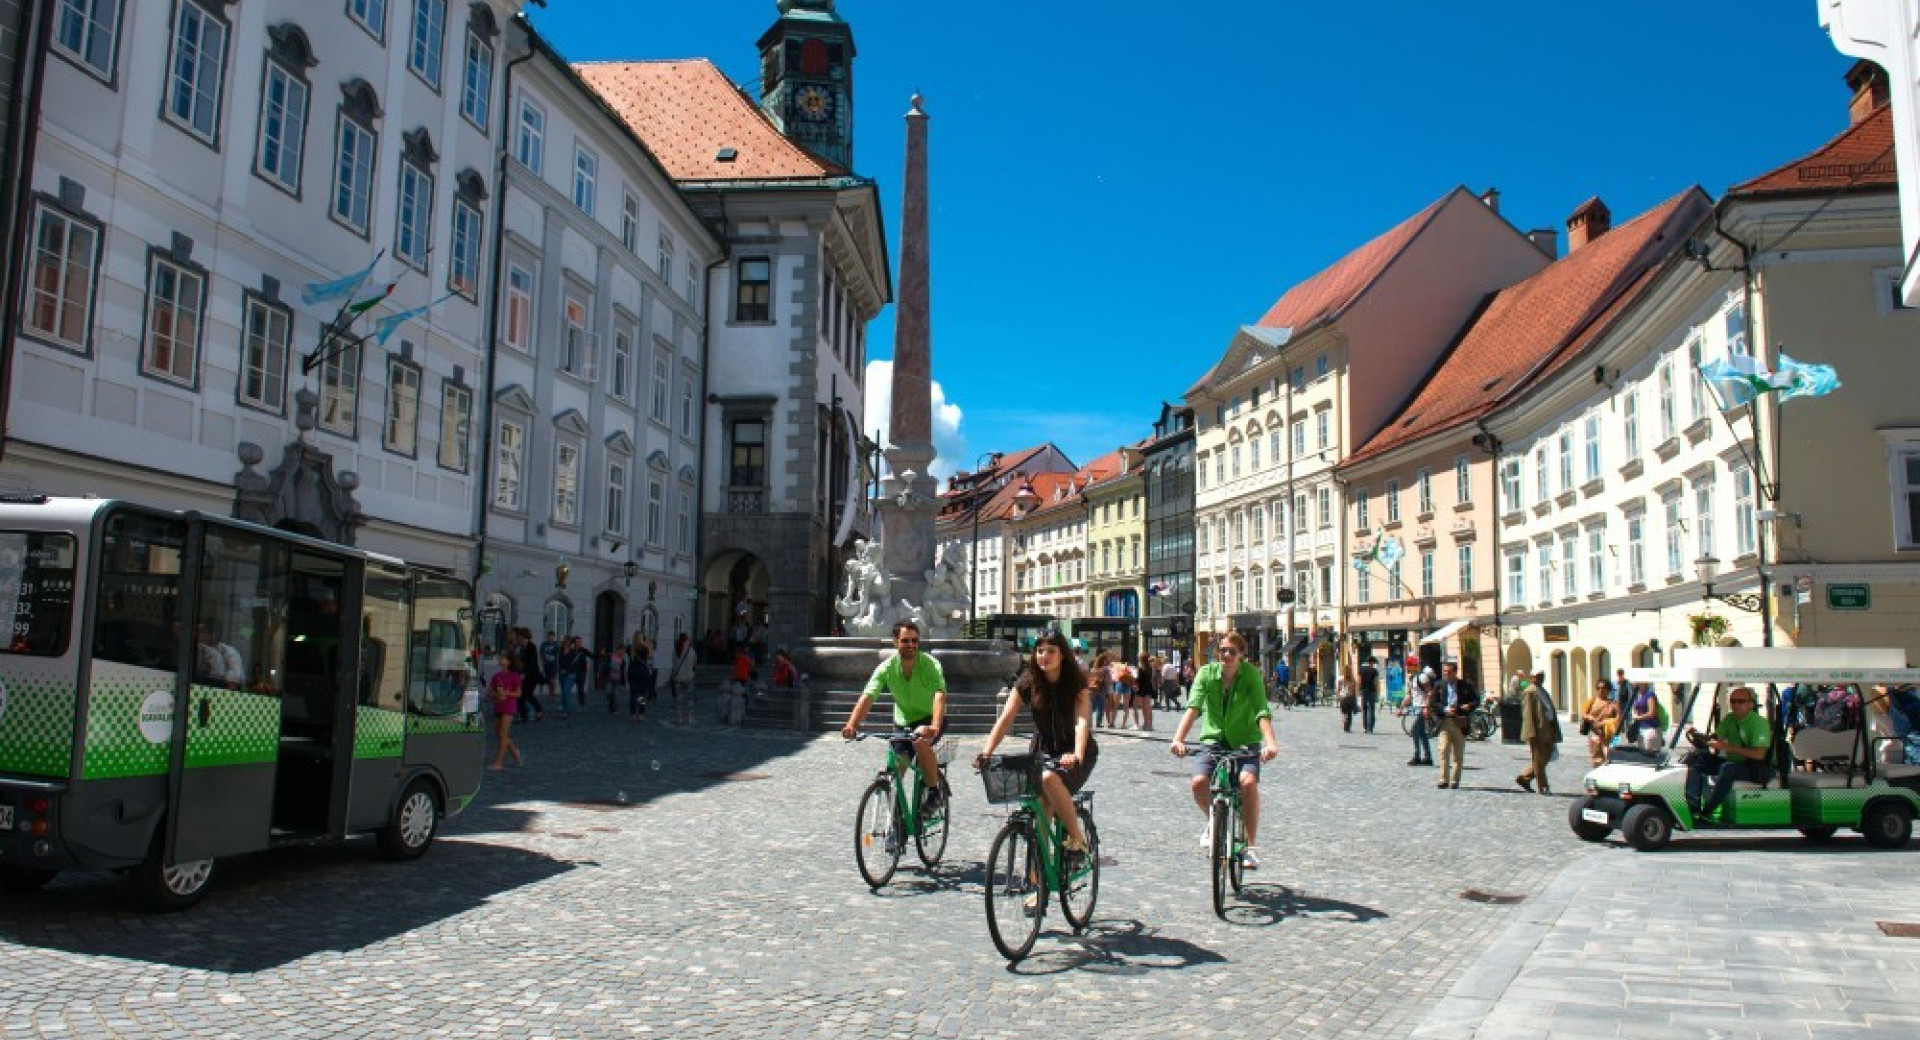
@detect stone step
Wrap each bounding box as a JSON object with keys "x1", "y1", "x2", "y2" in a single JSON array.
[{"x1": 736, "y1": 684, "x2": 1007, "y2": 734}]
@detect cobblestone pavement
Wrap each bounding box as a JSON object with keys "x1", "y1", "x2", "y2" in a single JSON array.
[{"x1": 0, "y1": 701, "x2": 1841, "y2": 1039}]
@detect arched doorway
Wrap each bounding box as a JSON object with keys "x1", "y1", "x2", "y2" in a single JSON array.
[
  {"x1": 1569, "y1": 649, "x2": 1589, "y2": 713},
  {"x1": 1550, "y1": 651, "x2": 1569, "y2": 710},
  {"x1": 1593, "y1": 648, "x2": 1613, "y2": 694},
  {"x1": 480, "y1": 591, "x2": 513, "y2": 657},
  {"x1": 594, "y1": 590, "x2": 626, "y2": 656},
  {"x1": 700, "y1": 550, "x2": 771, "y2": 658},
  {"x1": 1506, "y1": 638, "x2": 1535, "y2": 691}
]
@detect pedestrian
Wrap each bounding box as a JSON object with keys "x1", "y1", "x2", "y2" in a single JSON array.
[
  {"x1": 772, "y1": 647, "x2": 799, "y2": 688},
  {"x1": 1338, "y1": 665, "x2": 1358, "y2": 732},
  {"x1": 1133, "y1": 651, "x2": 1157, "y2": 731},
  {"x1": 485, "y1": 652, "x2": 523, "y2": 771},
  {"x1": 539, "y1": 629, "x2": 561, "y2": 705},
  {"x1": 627, "y1": 639, "x2": 656, "y2": 721},
  {"x1": 669, "y1": 632, "x2": 698, "y2": 726},
  {"x1": 1300, "y1": 662, "x2": 1317, "y2": 706},
  {"x1": 604, "y1": 644, "x2": 627, "y2": 713},
  {"x1": 1403, "y1": 667, "x2": 1434, "y2": 766},
  {"x1": 1358, "y1": 656, "x2": 1381, "y2": 733},
  {"x1": 1628, "y1": 682, "x2": 1662, "y2": 751},
  {"x1": 1091, "y1": 652, "x2": 1115, "y2": 727},
  {"x1": 514, "y1": 627, "x2": 547, "y2": 722},
  {"x1": 1516, "y1": 671, "x2": 1561, "y2": 794},
  {"x1": 1160, "y1": 655, "x2": 1182, "y2": 710},
  {"x1": 558, "y1": 635, "x2": 589, "y2": 719},
  {"x1": 1427, "y1": 661, "x2": 1480, "y2": 789}
]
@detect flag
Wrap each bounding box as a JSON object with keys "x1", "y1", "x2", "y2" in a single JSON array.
[
  {"x1": 1353, "y1": 529, "x2": 1384, "y2": 572},
  {"x1": 345, "y1": 281, "x2": 398, "y2": 318},
  {"x1": 300, "y1": 256, "x2": 380, "y2": 306},
  {"x1": 1772, "y1": 352, "x2": 1841, "y2": 402},
  {"x1": 374, "y1": 291, "x2": 459, "y2": 345},
  {"x1": 1147, "y1": 581, "x2": 1171, "y2": 597},
  {"x1": 1698, "y1": 353, "x2": 1774, "y2": 411},
  {"x1": 1377, "y1": 534, "x2": 1406, "y2": 569}
]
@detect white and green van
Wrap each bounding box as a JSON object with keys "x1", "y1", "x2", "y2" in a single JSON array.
[
  {"x1": 0, "y1": 497, "x2": 484, "y2": 909},
  {"x1": 1570, "y1": 646, "x2": 1920, "y2": 851}
]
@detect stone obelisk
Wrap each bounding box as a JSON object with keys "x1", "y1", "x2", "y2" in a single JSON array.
[{"x1": 878, "y1": 94, "x2": 938, "y2": 616}]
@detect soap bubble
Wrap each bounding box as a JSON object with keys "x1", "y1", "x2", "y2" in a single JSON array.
[{"x1": 650, "y1": 759, "x2": 661, "y2": 771}]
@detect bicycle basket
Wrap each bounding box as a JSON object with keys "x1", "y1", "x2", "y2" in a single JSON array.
[
  {"x1": 980, "y1": 754, "x2": 1037, "y2": 804},
  {"x1": 934, "y1": 736, "x2": 957, "y2": 765}
]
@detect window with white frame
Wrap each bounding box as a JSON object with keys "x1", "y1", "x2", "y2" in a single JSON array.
[
  {"x1": 1733, "y1": 467, "x2": 1756, "y2": 556},
  {"x1": 680, "y1": 375, "x2": 695, "y2": 439},
  {"x1": 1500, "y1": 457, "x2": 1521, "y2": 511},
  {"x1": 1891, "y1": 445, "x2": 1920, "y2": 549},
  {"x1": 164, "y1": 0, "x2": 226, "y2": 143},
  {"x1": 1725, "y1": 301, "x2": 1748, "y2": 356},
  {"x1": 735, "y1": 257, "x2": 770, "y2": 321},
  {"x1": 1623, "y1": 389, "x2": 1640, "y2": 459},
  {"x1": 256, "y1": 51, "x2": 308, "y2": 194},
  {"x1": 460, "y1": 22, "x2": 493, "y2": 130},
  {"x1": 332, "y1": 104, "x2": 377, "y2": 234},
  {"x1": 1687, "y1": 338, "x2": 1707, "y2": 422},
  {"x1": 1251, "y1": 570, "x2": 1264, "y2": 608},
  {"x1": 605, "y1": 459, "x2": 627, "y2": 534},
  {"x1": 1195, "y1": 453, "x2": 1208, "y2": 491},
  {"x1": 1663, "y1": 494, "x2": 1683, "y2": 577},
  {"x1": 383, "y1": 355, "x2": 420, "y2": 455},
  {"x1": 1694, "y1": 475, "x2": 1715, "y2": 561},
  {"x1": 395, "y1": 157, "x2": 434, "y2": 269},
  {"x1": 1316, "y1": 486, "x2": 1332, "y2": 528},
  {"x1": 1196, "y1": 521, "x2": 1209, "y2": 554},
  {"x1": 1657, "y1": 361, "x2": 1676, "y2": 442},
  {"x1": 1506, "y1": 550, "x2": 1524, "y2": 605},
  {"x1": 1561, "y1": 531, "x2": 1578, "y2": 598},
  {"x1": 1355, "y1": 565, "x2": 1371, "y2": 606},
  {"x1": 1355, "y1": 487, "x2": 1369, "y2": 528},
  {"x1": 316, "y1": 339, "x2": 359, "y2": 436},
  {"x1": 1587, "y1": 524, "x2": 1605, "y2": 593},
  {"x1": 1249, "y1": 436, "x2": 1260, "y2": 469},
  {"x1": 1232, "y1": 511, "x2": 1245, "y2": 548},
  {"x1": 1536, "y1": 541, "x2": 1553, "y2": 604},
  {"x1": 1294, "y1": 493, "x2": 1307, "y2": 534},
  {"x1": 560, "y1": 290, "x2": 591, "y2": 377},
  {"x1": 1316, "y1": 410, "x2": 1330, "y2": 449},
  {"x1": 1320, "y1": 564, "x2": 1332, "y2": 604},
  {"x1": 502, "y1": 260, "x2": 533, "y2": 354},
  {"x1": 1457, "y1": 544, "x2": 1473, "y2": 593},
  {"x1": 1268, "y1": 429, "x2": 1281, "y2": 463},
  {"x1": 1420, "y1": 550, "x2": 1434, "y2": 598},
  {"x1": 571, "y1": 145, "x2": 597, "y2": 214},
  {"x1": 450, "y1": 196, "x2": 483, "y2": 297},
  {"x1": 1417, "y1": 467, "x2": 1433, "y2": 514},
  {"x1": 239, "y1": 293, "x2": 289, "y2": 412},
  {"x1": 23, "y1": 202, "x2": 101, "y2": 353},
  {"x1": 53, "y1": 0, "x2": 121, "y2": 79},
  {"x1": 438, "y1": 381, "x2": 471, "y2": 472},
  {"x1": 1385, "y1": 478, "x2": 1400, "y2": 523},
  {"x1": 685, "y1": 259, "x2": 699, "y2": 309},
  {"x1": 1316, "y1": 354, "x2": 1329, "y2": 380},
  {"x1": 1290, "y1": 366, "x2": 1304, "y2": 391},
  {"x1": 1386, "y1": 559, "x2": 1402, "y2": 602},
  {"x1": 621, "y1": 193, "x2": 639, "y2": 252},
  {"x1": 514, "y1": 97, "x2": 543, "y2": 174},
  {"x1": 1250, "y1": 504, "x2": 1264, "y2": 544},
  {"x1": 1557, "y1": 431, "x2": 1574, "y2": 493},
  {"x1": 676, "y1": 480, "x2": 692, "y2": 552},
  {"x1": 1582, "y1": 413, "x2": 1601, "y2": 482},
  {"x1": 650, "y1": 347, "x2": 669, "y2": 422},
  {"x1": 1214, "y1": 453, "x2": 1224, "y2": 486},
  {"x1": 552, "y1": 442, "x2": 580, "y2": 525},
  {"x1": 1232, "y1": 574, "x2": 1245, "y2": 613},
  {"x1": 657, "y1": 231, "x2": 673, "y2": 281},
  {"x1": 142, "y1": 254, "x2": 204, "y2": 386},
  {"x1": 348, "y1": 0, "x2": 387, "y2": 40},
  {"x1": 610, "y1": 317, "x2": 633, "y2": 400},
  {"x1": 1230, "y1": 443, "x2": 1241, "y2": 479},
  {"x1": 408, "y1": 0, "x2": 446, "y2": 89},
  {"x1": 1292, "y1": 419, "x2": 1306, "y2": 456},
  {"x1": 1455, "y1": 456, "x2": 1471, "y2": 505},
  {"x1": 647, "y1": 476, "x2": 665, "y2": 546},
  {"x1": 1534, "y1": 445, "x2": 1549, "y2": 501},
  {"x1": 1627, "y1": 511, "x2": 1646, "y2": 586}
]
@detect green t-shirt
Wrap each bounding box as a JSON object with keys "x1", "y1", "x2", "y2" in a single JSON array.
[
  {"x1": 1188, "y1": 662, "x2": 1273, "y2": 747},
  {"x1": 862, "y1": 651, "x2": 947, "y2": 727},
  {"x1": 1715, "y1": 710, "x2": 1770, "y2": 751}
]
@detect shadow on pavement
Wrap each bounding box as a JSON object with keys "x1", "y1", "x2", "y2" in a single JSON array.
[
  {"x1": 1012, "y1": 917, "x2": 1228, "y2": 976},
  {"x1": 1222, "y1": 884, "x2": 1389, "y2": 928},
  {"x1": 864, "y1": 859, "x2": 986, "y2": 899},
  {"x1": 1616, "y1": 835, "x2": 1918, "y2": 854},
  {"x1": 0, "y1": 837, "x2": 573, "y2": 973}
]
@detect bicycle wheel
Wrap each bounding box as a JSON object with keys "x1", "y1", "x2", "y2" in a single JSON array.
[
  {"x1": 1471, "y1": 710, "x2": 1495, "y2": 741},
  {"x1": 915, "y1": 767, "x2": 949, "y2": 868},
  {"x1": 1400, "y1": 711, "x2": 1413, "y2": 735},
  {"x1": 1210, "y1": 798, "x2": 1231, "y2": 919},
  {"x1": 1059, "y1": 808, "x2": 1100, "y2": 933},
  {"x1": 854, "y1": 778, "x2": 902, "y2": 889},
  {"x1": 985, "y1": 821, "x2": 1042, "y2": 961},
  {"x1": 1226, "y1": 799, "x2": 1246, "y2": 895}
]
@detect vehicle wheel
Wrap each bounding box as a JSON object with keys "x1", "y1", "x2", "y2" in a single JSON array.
[
  {"x1": 1621, "y1": 803, "x2": 1674, "y2": 852},
  {"x1": 1400, "y1": 712, "x2": 1413, "y2": 736},
  {"x1": 984, "y1": 822, "x2": 1041, "y2": 962},
  {"x1": 1210, "y1": 799, "x2": 1231, "y2": 919},
  {"x1": 1797, "y1": 825, "x2": 1839, "y2": 843},
  {"x1": 1862, "y1": 801, "x2": 1913, "y2": 849},
  {"x1": 1058, "y1": 809, "x2": 1100, "y2": 934},
  {"x1": 1226, "y1": 801, "x2": 1246, "y2": 895},
  {"x1": 854, "y1": 779, "x2": 901, "y2": 889},
  {"x1": 130, "y1": 828, "x2": 215, "y2": 912},
  {"x1": 1470, "y1": 712, "x2": 1495, "y2": 742},
  {"x1": 1567, "y1": 798, "x2": 1611, "y2": 842},
  {"x1": 377, "y1": 780, "x2": 440, "y2": 861},
  {"x1": 914, "y1": 771, "x2": 949, "y2": 869},
  {"x1": 0, "y1": 866, "x2": 57, "y2": 894}
]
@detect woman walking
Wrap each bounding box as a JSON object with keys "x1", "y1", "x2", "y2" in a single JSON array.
[
  {"x1": 486, "y1": 653, "x2": 523, "y2": 771},
  {"x1": 1133, "y1": 652, "x2": 1158, "y2": 731},
  {"x1": 1337, "y1": 665, "x2": 1359, "y2": 733},
  {"x1": 669, "y1": 633, "x2": 698, "y2": 726}
]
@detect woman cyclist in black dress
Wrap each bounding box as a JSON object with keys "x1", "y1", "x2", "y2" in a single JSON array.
[{"x1": 978, "y1": 630, "x2": 1097, "y2": 857}]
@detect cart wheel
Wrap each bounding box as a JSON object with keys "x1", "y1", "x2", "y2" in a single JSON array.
[
  {"x1": 1567, "y1": 798, "x2": 1610, "y2": 842},
  {"x1": 1862, "y1": 801, "x2": 1913, "y2": 850},
  {"x1": 130, "y1": 826, "x2": 215, "y2": 912},
  {"x1": 377, "y1": 779, "x2": 441, "y2": 861},
  {"x1": 1621, "y1": 803, "x2": 1673, "y2": 852}
]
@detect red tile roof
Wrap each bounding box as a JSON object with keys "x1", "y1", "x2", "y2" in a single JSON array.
[
  {"x1": 1730, "y1": 104, "x2": 1895, "y2": 197},
  {"x1": 574, "y1": 59, "x2": 845, "y2": 182},
  {"x1": 1344, "y1": 187, "x2": 1714, "y2": 468},
  {"x1": 1255, "y1": 190, "x2": 1454, "y2": 333}
]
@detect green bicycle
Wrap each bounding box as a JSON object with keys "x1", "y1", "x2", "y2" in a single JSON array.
[
  {"x1": 1187, "y1": 744, "x2": 1262, "y2": 918},
  {"x1": 851, "y1": 731, "x2": 951, "y2": 889},
  {"x1": 978, "y1": 753, "x2": 1100, "y2": 962}
]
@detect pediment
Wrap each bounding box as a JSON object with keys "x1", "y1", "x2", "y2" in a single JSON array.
[
  {"x1": 553, "y1": 408, "x2": 589, "y2": 436},
  {"x1": 494, "y1": 383, "x2": 534, "y2": 414},
  {"x1": 604, "y1": 430, "x2": 635, "y2": 454}
]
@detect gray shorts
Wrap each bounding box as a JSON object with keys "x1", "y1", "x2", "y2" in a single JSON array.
[{"x1": 1191, "y1": 748, "x2": 1261, "y2": 783}]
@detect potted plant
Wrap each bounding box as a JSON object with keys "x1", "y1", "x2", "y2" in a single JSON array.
[{"x1": 1687, "y1": 611, "x2": 1729, "y2": 647}]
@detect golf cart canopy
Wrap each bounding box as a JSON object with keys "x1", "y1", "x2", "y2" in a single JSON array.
[{"x1": 1624, "y1": 646, "x2": 1920, "y2": 686}]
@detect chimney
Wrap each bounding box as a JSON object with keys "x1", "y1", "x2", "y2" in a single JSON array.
[
  {"x1": 1846, "y1": 59, "x2": 1889, "y2": 126},
  {"x1": 1526, "y1": 228, "x2": 1558, "y2": 259},
  {"x1": 1565, "y1": 197, "x2": 1611, "y2": 253},
  {"x1": 1479, "y1": 187, "x2": 1501, "y2": 214}
]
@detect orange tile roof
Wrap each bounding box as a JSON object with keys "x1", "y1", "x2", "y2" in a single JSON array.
[
  {"x1": 1344, "y1": 187, "x2": 1714, "y2": 468},
  {"x1": 573, "y1": 59, "x2": 845, "y2": 182},
  {"x1": 1255, "y1": 190, "x2": 1455, "y2": 332},
  {"x1": 1730, "y1": 104, "x2": 1895, "y2": 197},
  {"x1": 1023, "y1": 472, "x2": 1085, "y2": 520}
]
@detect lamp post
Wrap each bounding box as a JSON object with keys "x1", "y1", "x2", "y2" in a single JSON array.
[{"x1": 1694, "y1": 554, "x2": 1774, "y2": 651}]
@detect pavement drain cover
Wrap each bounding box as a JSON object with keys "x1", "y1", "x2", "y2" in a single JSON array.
[
  {"x1": 1460, "y1": 889, "x2": 1526, "y2": 905},
  {"x1": 1877, "y1": 921, "x2": 1920, "y2": 938},
  {"x1": 704, "y1": 771, "x2": 772, "y2": 782}
]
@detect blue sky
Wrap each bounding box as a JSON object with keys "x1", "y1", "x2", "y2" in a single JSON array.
[{"x1": 535, "y1": 1, "x2": 1859, "y2": 476}]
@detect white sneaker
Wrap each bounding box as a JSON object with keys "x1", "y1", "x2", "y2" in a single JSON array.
[
  {"x1": 1241, "y1": 846, "x2": 1261, "y2": 870},
  {"x1": 1199, "y1": 825, "x2": 1212, "y2": 851}
]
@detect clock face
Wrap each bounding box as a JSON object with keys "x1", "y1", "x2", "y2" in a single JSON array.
[{"x1": 794, "y1": 85, "x2": 834, "y2": 122}]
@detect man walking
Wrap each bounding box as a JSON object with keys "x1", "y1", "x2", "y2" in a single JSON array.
[
  {"x1": 1427, "y1": 661, "x2": 1479, "y2": 789},
  {"x1": 1516, "y1": 671, "x2": 1561, "y2": 794},
  {"x1": 1358, "y1": 656, "x2": 1381, "y2": 733}
]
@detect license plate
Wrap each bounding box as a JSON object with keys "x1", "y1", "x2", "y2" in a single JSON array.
[
  {"x1": 1581, "y1": 808, "x2": 1609, "y2": 825},
  {"x1": 0, "y1": 805, "x2": 11, "y2": 830}
]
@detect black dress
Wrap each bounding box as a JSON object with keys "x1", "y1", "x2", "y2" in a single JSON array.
[{"x1": 1017, "y1": 671, "x2": 1099, "y2": 793}]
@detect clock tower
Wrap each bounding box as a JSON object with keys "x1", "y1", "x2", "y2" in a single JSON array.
[{"x1": 757, "y1": 0, "x2": 856, "y2": 169}]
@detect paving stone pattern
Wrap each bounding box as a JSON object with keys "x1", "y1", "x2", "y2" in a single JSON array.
[{"x1": 2, "y1": 703, "x2": 1900, "y2": 1039}]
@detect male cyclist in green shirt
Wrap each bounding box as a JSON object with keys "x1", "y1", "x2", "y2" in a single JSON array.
[
  {"x1": 842, "y1": 621, "x2": 951, "y2": 810},
  {"x1": 1169, "y1": 631, "x2": 1279, "y2": 868}
]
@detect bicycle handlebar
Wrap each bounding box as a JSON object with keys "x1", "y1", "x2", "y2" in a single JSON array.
[{"x1": 1171, "y1": 743, "x2": 1262, "y2": 760}]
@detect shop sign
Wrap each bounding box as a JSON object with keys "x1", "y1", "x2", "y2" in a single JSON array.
[{"x1": 1543, "y1": 624, "x2": 1571, "y2": 643}]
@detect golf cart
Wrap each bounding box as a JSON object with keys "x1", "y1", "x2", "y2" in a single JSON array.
[{"x1": 1568, "y1": 647, "x2": 1920, "y2": 851}]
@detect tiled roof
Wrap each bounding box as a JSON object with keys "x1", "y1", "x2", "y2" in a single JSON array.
[
  {"x1": 1344, "y1": 187, "x2": 1713, "y2": 468},
  {"x1": 574, "y1": 59, "x2": 845, "y2": 182},
  {"x1": 1730, "y1": 104, "x2": 1895, "y2": 197}
]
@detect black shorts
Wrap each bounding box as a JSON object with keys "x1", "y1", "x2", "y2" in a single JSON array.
[{"x1": 889, "y1": 719, "x2": 945, "y2": 754}]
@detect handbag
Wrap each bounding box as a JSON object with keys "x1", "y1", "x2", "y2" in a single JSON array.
[{"x1": 1578, "y1": 717, "x2": 1592, "y2": 736}]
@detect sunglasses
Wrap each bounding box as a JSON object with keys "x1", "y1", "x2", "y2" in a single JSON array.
[
  {"x1": 1729, "y1": 698, "x2": 1753, "y2": 705},
  {"x1": 1219, "y1": 648, "x2": 1241, "y2": 657},
  {"x1": 898, "y1": 639, "x2": 920, "y2": 646}
]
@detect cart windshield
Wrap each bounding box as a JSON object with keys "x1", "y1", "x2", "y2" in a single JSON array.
[{"x1": 0, "y1": 531, "x2": 78, "y2": 657}]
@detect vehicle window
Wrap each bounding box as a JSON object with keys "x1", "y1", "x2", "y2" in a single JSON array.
[
  {"x1": 196, "y1": 529, "x2": 289, "y2": 692},
  {"x1": 92, "y1": 511, "x2": 186, "y2": 670},
  {"x1": 410, "y1": 572, "x2": 472, "y2": 717},
  {"x1": 361, "y1": 567, "x2": 409, "y2": 712},
  {"x1": 0, "y1": 532, "x2": 78, "y2": 657}
]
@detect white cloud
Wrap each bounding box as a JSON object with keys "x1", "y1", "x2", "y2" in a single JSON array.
[{"x1": 865, "y1": 359, "x2": 968, "y2": 480}]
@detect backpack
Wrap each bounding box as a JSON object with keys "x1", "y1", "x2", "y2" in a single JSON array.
[
  {"x1": 1653, "y1": 693, "x2": 1670, "y2": 732},
  {"x1": 1812, "y1": 687, "x2": 1860, "y2": 732}
]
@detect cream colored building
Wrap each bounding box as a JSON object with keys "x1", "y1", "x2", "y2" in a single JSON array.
[
  {"x1": 1008, "y1": 471, "x2": 1089, "y2": 621},
  {"x1": 1083, "y1": 448, "x2": 1146, "y2": 623}
]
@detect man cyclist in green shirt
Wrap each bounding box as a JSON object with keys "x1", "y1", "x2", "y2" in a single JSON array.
[
  {"x1": 1684, "y1": 684, "x2": 1770, "y2": 821},
  {"x1": 842, "y1": 621, "x2": 951, "y2": 810},
  {"x1": 1169, "y1": 631, "x2": 1279, "y2": 869}
]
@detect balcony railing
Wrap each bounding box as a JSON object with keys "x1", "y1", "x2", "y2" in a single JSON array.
[{"x1": 726, "y1": 487, "x2": 766, "y2": 514}]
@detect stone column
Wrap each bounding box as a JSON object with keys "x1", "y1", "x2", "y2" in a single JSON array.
[{"x1": 879, "y1": 94, "x2": 938, "y2": 615}]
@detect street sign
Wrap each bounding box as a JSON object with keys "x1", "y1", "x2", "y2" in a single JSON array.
[
  {"x1": 1827, "y1": 583, "x2": 1872, "y2": 611},
  {"x1": 1543, "y1": 624, "x2": 1571, "y2": 643}
]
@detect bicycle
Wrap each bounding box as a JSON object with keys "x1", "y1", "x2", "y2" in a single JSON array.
[
  {"x1": 850, "y1": 730, "x2": 952, "y2": 889},
  {"x1": 1467, "y1": 704, "x2": 1497, "y2": 742},
  {"x1": 1400, "y1": 709, "x2": 1440, "y2": 737},
  {"x1": 978, "y1": 752, "x2": 1100, "y2": 962},
  {"x1": 1179, "y1": 744, "x2": 1263, "y2": 919}
]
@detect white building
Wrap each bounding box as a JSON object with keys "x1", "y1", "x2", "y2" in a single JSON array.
[
  {"x1": 1822, "y1": 3, "x2": 1920, "y2": 304},
  {"x1": 3, "y1": 0, "x2": 524, "y2": 574},
  {"x1": 934, "y1": 443, "x2": 1077, "y2": 624}
]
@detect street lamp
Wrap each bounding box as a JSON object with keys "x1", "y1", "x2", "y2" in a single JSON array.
[
  {"x1": 1693, "y1": 556, "x2": 1764, "y2": 613},
  {"x1": 623, "y1": 560, "x2": 639, "y2": 587}
]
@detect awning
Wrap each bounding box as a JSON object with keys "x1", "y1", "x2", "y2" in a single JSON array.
[
  {"x1": 1304, "y1": 631, "x2": 1333, "y2": 655},
  {"x1": 1283, "y1": 633, "x2": 1309, "y2": 658},
  {"x1": 1419, "y1": 618, "x2": 1475, "y2": 646}
]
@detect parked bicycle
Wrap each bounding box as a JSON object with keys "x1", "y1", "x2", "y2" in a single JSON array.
[
  {"x1": 1400, "y1": 708, "x2": 1440, "y2": 737},
  {"x1": 977, "y1": 752, "x2": 1100, "y2": 962},
  {"x1": 1467, "y1": 703, "x2": 1498, "y2": 742},
  {"x1": 1177, "y1": 743, "x2": 1262, "y2": 918},
  {"x1": 850, "y1": 731, "x2": 951, "y2": 889}
]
